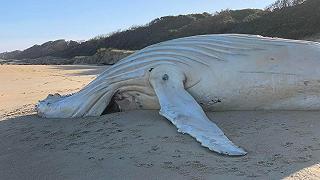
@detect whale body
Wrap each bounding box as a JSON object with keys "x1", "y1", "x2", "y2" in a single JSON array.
[{"x1": 37, "y1": 34, "x2": 320, "y2": 156}]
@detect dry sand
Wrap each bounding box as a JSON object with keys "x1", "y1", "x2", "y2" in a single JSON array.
[{"x1": 0, "y1": 65, "x2": 319, "y2": 180}]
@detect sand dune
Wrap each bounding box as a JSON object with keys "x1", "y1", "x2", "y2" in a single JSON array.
[{"x1": 0, "y1": 65, "x2": 319, "y2": 180}]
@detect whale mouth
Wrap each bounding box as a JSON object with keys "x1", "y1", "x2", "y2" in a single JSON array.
[{"x1": 101, "y1": 95, "x2": 121, "y2": 115}]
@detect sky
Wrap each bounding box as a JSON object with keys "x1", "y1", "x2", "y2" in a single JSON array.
[{"x1": 0, "y1": 0, "x2": 276, "y2": 52}]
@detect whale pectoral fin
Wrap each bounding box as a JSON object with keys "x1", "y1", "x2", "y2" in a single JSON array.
[{"x1": 149, "y1": 69, "x2": 247, "y2": 156}]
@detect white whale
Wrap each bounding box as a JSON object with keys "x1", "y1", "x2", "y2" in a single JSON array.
[{"x1": 37, "y1": 34, "x2": 320, "y2": 156}]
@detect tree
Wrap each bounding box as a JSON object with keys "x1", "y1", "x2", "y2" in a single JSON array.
[{"x1": 266, "y1": 0, "x2": 307, "y2": 11}]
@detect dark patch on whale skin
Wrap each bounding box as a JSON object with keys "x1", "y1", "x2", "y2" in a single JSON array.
[
  {"x1": 162, "y1": 74, "x2": 169, "y2": 81},
  {"x1": 102, "y1": 96, "x2": 121, "y2": 115},
  {"x1": 211, "y1": 98, "x2": 222, "y2": 104}
]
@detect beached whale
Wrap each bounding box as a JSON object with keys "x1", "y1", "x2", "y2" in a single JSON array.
[{"x1": 37, "y1": 34, "x2": 320, "y2": 156}]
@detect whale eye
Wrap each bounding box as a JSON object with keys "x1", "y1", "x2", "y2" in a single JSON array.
[{"x1": 162, "y1": 74, "x2": 169, "y2": 81}]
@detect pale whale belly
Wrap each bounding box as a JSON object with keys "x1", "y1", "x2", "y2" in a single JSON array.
[{"x1": 189, "y1": 71, "x2": 320, "y2": 111}]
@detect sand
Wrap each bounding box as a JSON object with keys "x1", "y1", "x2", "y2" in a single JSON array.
[{"x1": 0, "y1": 65, "x2": 319, "y2": 180}]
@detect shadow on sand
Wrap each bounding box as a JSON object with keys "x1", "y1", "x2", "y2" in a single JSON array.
[{"x1": 0, "y1": 111, "x2": 319, "y2": 180}]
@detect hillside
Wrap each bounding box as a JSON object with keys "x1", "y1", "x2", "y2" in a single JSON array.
[
  {"x1": 14, "y1": 39, "x2": 80, "y2": 59},
  {"x1": 231, "y1": 0, "x2": 320, "y2": 39},
  {"x1": 0, "y1": 50, "x2": 21, "y2": 59},
  {"x1": 1, "y1": 0, "x2": 319, "y2": 61}
]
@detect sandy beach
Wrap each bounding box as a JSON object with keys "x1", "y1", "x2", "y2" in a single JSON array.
[{"x1": 0, "y1": 65, "x2": 319, "y2": 180}]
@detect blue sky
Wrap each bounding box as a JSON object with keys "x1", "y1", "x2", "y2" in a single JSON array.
[{"x1": 0, "y1": 0, "x2": 276, "y2": 52}]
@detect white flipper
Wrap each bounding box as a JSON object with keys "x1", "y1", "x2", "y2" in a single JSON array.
[{"x1": 149, "y1": 67, "x2": 247, "y2": 156}]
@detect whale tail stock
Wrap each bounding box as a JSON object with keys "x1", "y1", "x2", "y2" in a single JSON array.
[{"x1": 149, "y1": 65, "x2": 247, "y2": 156}]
